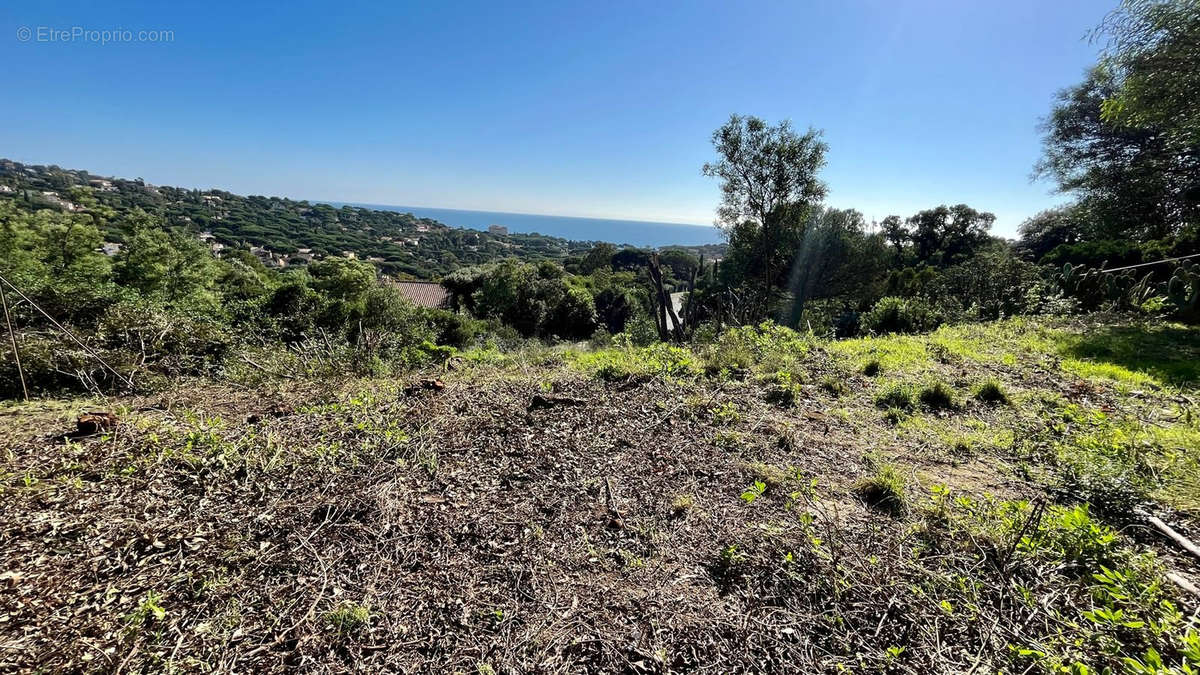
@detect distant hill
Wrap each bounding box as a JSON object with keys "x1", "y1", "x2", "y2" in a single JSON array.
[{"x1": 1, "y1": 159, "x2": 718, "y2": 279}]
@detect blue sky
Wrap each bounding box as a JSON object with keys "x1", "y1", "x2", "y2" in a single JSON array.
[{"x1": 2, "y1": 1, "x2": 1110, "y2": 236}]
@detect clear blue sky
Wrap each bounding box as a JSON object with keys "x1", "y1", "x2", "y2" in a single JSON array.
[{"x1": 2, "y1": 0, "x2": 1110, "y2": 236}]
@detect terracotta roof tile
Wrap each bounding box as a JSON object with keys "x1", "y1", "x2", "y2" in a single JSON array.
[{"x1": 391, "y1": 281, "x2": 450, "y2": 308}]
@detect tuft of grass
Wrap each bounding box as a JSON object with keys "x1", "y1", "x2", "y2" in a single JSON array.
[
  {"x1": 748, "y1": 462, "x2": 790, "y2": 493},
  {"x1": 883, "y1": 407, "x2": 908, "y2": 425},
  {"x1": 949, "y1": 438, "x2": 976, "y2": 458},
  {"x1": 671, "y1": 493, "x2": 694, "y2": 517},
  {"x1": 917, "y1": 380, "x2": 957, "y2": 411},
  {"x1": 760, "y1": 370, "x2": 802, "y2": 407},
  {"x1": 862, "y1": 359, "x2": 882, "y2": 377},
  {"x1": 874, "y1": 382, "x2": 914, "y2": 410},
  {"x1": 854, "y1": 462, "x2": 908, "y2": 516},
  {"x1": 713, "y1": 430, "x2": 745, "y2": 450},
  {"x1": 973, "y1": 378, "x2": 1009, "y2": 404},
  {"x1": 325, "y1": 601, "x2": 371, "y2": 636},
  {"x1": 820, "y1": 375, "x2": 849, "y2": 398}
]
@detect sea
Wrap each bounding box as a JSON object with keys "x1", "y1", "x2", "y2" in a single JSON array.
[{"x1": 327, "y1": 202, "x2": 724, "y2": 248}]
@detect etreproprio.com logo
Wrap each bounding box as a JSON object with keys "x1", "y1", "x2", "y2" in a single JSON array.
[{"x1": 16, "y1": 26, "x2": 174, "y2": 44}]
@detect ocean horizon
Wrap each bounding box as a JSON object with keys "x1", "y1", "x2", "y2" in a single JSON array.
[{"x1": 325, "y1": 202, "x2": 724, "y2": 248}]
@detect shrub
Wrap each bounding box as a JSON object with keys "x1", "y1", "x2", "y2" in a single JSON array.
[
  {"x1": 425, "y1": 309, "x2": 483, "y2": 349},
  {"x1": 862, "y1": 296, "x2": 942, "y2": 335},
  {"x1": 703, "y1": 343, "x2": 755, "y2": 378}
]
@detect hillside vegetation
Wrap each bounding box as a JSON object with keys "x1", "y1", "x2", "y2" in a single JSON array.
[
  {"x1": 2, "y1": 316, "x2": 1198, "y2": 672},
  {"x1": 0, "y1": 159, "x2": 613, "y2": 278}
]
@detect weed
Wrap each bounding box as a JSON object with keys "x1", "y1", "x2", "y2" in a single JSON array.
[
  {"x1": 773, "y1": 423, "x2": 799, "y2": 451},
  {"x1": 748, "y1": 462, "x2": 790, "y2": 493},
  {"x1": 740, "y1": 480, "x2": 767, "y2": 503},
  {"x1": 950, "y1": 437, "x2": 977, "y2": 458},
  {"x1": 124, "y1": 591, "x2": 167, "y2": 629},
  {"x1": 1056, "y1": 426, "x2": 1158, "y2": 515},
  {"x1": 710, "y1": 402, "x2": 741, "y2": 426},
  {"x1": 671, "y1": 494, "x2": 694, "y2": 516},
  {"x1": 713, "y1": 430, "x2": 745, "y2": 450},
  {"x1": 820, "y1": 375, "x2": 849, "y2": 398},
  {"x1": 712, "y1": 544, "x2": 747, "y2": 581},
  {"x1": 704, "y1": 344, "x2": 755, "y2": 378},
  {"x1": 761, "y1": 371, "x2": 802, "y2": 406}
]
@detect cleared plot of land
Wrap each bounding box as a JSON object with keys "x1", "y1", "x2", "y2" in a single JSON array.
[{"x1": 1, "y1": 317, "x2": 1198, "y2": 672}]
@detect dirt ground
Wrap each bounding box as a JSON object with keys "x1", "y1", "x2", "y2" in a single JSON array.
[{"x1": 2, "y1": 323, "x2": 1198, "y2": 672}]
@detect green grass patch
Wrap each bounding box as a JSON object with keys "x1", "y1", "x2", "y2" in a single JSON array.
[
  {"x1": 855, "y1": 461, "x2": 908, "y2": 516},
  {"x1": 874, "y1": 381, "x2": 915, "y2": 410},
  {"x1": 917, "y1": 379, "x2": 958, "y2": 411},
  {"x1": 570, "y1": 343, "x2": 700, "y2": 381},
  {"x1": 829, "y1": 335, "x2": 931, "y2": 373},
  {"x1": 974, "y1": 378, "x2": 1009, "y2": 404},
  {"x1": 1053, "y1": 323, "x2": 1200, "y2": 388}
]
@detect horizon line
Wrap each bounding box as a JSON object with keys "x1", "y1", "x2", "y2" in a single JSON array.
[{"x1": 316, "y1": 199, "x2": 718, "y2": 230}]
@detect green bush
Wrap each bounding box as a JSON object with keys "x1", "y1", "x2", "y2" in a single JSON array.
[{"x1": 863, "y1": 296, "x2": 942, "y2": 335}]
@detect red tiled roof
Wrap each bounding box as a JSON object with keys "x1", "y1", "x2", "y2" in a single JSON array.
[{"x1": 391, "y1": 281, "x2": 451, "y2": 308}]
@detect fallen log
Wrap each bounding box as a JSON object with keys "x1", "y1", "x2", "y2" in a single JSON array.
[{"x1": 1146, "y1": 514, "x2": 1200, "y2": 561}]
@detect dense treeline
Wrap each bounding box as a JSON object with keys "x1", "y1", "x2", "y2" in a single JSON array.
[{"x1": 0, "y1": 192, "x2": 706, "y2": 397}]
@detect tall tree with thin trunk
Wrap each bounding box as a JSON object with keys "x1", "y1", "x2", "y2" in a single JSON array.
[{"x1": 702, "y1": 115, "x2": 828, "y2": 320}]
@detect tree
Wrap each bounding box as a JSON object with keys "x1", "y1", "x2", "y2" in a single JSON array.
[
  {"x1": 658, "y1": 248, "x2": 700, "y2": 280},
  {"x1": 905, "y1": 205, "x2": 995, "y2": 266},
  {"x1": 783, "y1": 208, "x2": 881, "y2": 326},
  {"x1": 1035, "y1": 67, "x2": 1199, "y2": 241},
  {"x1": 1015, "y1": 206, "x2": 1088, "y2": 262},
  {"x1": 612, "y1": 248, "x2": 650, "y2": 271},
  {"x1": 1095, "y1": 0, "x2": 1200, "y2": 149},
  {"x1": 594, "y1": 286, "x2": 636, "y2": 333},
  {"x1": 703, "y1": 114, "x2": 829, "y2": 317},
  {"x1": 580, "y1": 243, "x2": 616, "y2": 274},
  {"x1": 880, "y1": 215, "x2": 908, "y2": 259},
  {"x1": 116, "y1": 212, "x2": 217, "y2": 308}
]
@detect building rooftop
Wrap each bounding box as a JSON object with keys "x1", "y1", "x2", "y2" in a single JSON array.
[{"x1": 390, "y1": 281, "x2": 451, "y2": 309}]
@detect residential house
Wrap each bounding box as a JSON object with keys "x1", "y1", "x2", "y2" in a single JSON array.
[{"x1": 389, "y1": 281, "x2": 451, "y2": 309}]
